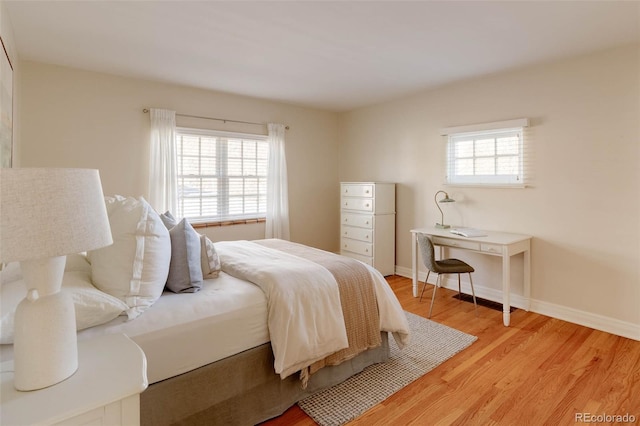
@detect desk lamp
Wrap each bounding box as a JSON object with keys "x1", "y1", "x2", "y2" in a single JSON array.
[
  {"x1": 0, "y1": 168, "x2": 112, "y2": 391},
  {"x1": 434, "y1": 190, "x2": 455, "y2": 229}
]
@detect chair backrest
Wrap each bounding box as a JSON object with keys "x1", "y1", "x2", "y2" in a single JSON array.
[{"x1": 417, "y1": 233, "x2": 438, "y2": 272}]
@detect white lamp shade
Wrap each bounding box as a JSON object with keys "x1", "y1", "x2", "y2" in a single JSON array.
[{"x1": 0, "y1": 168, "x2": 113, "y2": 263}]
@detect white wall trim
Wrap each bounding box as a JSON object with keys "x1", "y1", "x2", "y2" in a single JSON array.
[
  {"x1": 529, "y1": 299, "x2": 640, "y2": 341},
  {"x1": 439, "y1": 118, "x2": 529, "y2": 136},
  {"x1": 394, "y1": 266, "x2": 639, "y2": 341}
]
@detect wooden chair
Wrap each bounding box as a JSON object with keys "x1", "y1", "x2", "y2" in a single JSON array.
[{"x1": 417, "y1": 233, "x2": 478, "y2": 318}]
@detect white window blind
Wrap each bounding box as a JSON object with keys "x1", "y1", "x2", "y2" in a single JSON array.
[
  {"x1": 176, "y1": 127, "x2": 269, "y2": 222},
  {"x1": 441, "y1": 118, "x2": 529, "y2": 187}
]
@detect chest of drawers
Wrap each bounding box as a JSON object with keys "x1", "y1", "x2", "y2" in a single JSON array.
[{"x1": 340, "y1": 182, "x2": 395, "y2": 276}]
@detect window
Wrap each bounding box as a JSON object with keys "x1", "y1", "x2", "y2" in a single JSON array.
[
  {"x1": 176, "y1": 127, "x2": 269, "y2": 223},
  {"x1": 442, "y1": 118, "x2": 528, "y2": 187}
]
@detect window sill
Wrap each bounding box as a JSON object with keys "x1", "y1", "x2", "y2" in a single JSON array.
[{"x1": 191, "y1": 218, "x2": 266, "y2": 229}]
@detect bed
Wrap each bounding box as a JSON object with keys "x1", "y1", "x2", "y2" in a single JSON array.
[{"x1": 0, "y1": 197, "x2": 410, "y2": 425}]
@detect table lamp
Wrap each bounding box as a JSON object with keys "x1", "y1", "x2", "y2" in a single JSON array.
[
  {"x1": 434, "y1": 190, "x2": 455, "y2": 229},
  {"x1": 0, "y1": 168, "x2": 113, "y2": 391}
]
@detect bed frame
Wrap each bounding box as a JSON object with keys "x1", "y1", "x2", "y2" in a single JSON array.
[{"x1": 140, "y1": 332, "x2": 389, "y2": 426}]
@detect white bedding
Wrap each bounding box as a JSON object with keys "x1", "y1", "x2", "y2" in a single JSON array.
[
  {"x1": 76, "y1": 271, "x2": 269, "y2": 384},
  {"x1": 216, "y1": 240, "x2": 349, "y2": 379},
  {"x1": 1, "y1": 240, "x2": 409, "y2": 387},
  {"x1": 216, "y1": 240, "x2": 410, "y2": 380},
  {"x1": 1, "y1": 270, "x2": 269, "y2": 385}
]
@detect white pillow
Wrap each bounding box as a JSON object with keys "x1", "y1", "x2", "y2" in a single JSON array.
[
  {"x1": 1, "y1": 254, "x2": 92, "y2": 286},
  {"x1": 0, "y1": 261, "x2": 23, "y2": 285},
  {"x1": 0, "y1": 269, "x2": 128, "y2": 344},
  {"x1": 200, "y1": 235, "x2": 221, "y2": 279},
  {"x1": 88, "y1": 195, "x2": 171, "y2": 319},
  {"x1": 65, "y1": 253, "x2": 93, "y2": 273}
]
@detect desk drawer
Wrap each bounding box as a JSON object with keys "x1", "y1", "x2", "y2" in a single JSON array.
[
  {"x1": 481, "y1": 243, "x2": 503, "y2": 255},
  {"x1": 431, "y1": 236, "x2": 480, "y2": 251},
  {"x1": 341, "y1": 226, "x2": 372, "y2": 243},
  {"x1": 341, "y1": 213, "x2": 374, "y2": 229}
]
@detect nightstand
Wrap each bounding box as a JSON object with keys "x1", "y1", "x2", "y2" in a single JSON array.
[{"x1": 1, "y1": 333, "x2": 148, "y2": 425}]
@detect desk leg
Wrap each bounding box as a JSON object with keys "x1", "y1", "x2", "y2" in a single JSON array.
[
  {"x1": 524, "y1": 247, "x2": 531, "y2": 311},
  {"x1": 502, "y1": 253, "x2": 511, "y2": 326},
  {"x1": 412, "y1": 233, "x2": 418, "y2": 297}
]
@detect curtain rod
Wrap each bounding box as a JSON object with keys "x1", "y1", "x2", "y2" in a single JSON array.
[{"x1": 142, "y1": 109, "x2": 289, "y2": 130}]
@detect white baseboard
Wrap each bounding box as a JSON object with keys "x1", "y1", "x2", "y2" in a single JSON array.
[
  {"x1": 529, "y1": 299, "x2": 640, "y2": 341},
  {"x1": 394, "y1": 266, "x2": 639, "y2": 341}
]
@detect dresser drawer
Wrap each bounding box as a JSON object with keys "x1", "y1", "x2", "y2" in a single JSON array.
[
  {"x1": 341, "y1": 251, "x2": 373, "y2": 266},
  {"x1": 341, "y1": 213, "x2": 374, "y2": 229},
  {"x1": 341, "y1": 197, "x2": 374, "y2": 212},
  {"x1": 431, "y1": 236, "x2": 480, "y2": 251},
  {"x1": 341, "y1": 184, "x2": 374, "y2": 198},
  {"x1": 341, "y1": 226, "x2": 373, "y2": 243},
  {"x1": 341, "y1": 238, "x2": 373, "y2": 257}
]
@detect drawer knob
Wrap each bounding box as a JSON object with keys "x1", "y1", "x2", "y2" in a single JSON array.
[
  {"x1": 365, "y1": 235, "x2": 369, "y2": 239},
  {"x1": 365, "y1": 203, "x2": 370, "y2": 207},
  {"x1": 365, "y1": 221, "x2": 369, "y2": 225},
  {"x1": 365, "y1": 190, "x2": 370, "y2": 194},
  {"x1": 365, "y1": 248, "x2": 369, "y2": 253}
]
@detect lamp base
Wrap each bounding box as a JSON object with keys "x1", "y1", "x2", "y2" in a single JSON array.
[
  {"x1": 13, "y1": 257, "x2": 78, "y2": 391},
  {"x1": 14, "y1": 291, "x2": 78, "y2": 391},
  {"x1": 435, "y1": 223, "x2": 451, "y2": 229}
]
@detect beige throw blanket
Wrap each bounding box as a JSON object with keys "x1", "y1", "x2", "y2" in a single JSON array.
[{"x1": 255, "y1": 239, "x2": 382, "y2": 379}]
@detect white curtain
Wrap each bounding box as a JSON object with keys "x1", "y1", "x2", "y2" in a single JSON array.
[
  {"x1": 148, "y1": 108, "x2": 177, "y2": 215},
  {"x1": 265, "y1": 123, "x2": 290, "y2": 240}
]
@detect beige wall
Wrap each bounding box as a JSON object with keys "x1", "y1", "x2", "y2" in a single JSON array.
[
  {"x1": 0, "y1": 1, "x2": 17, "y2": 167},
  {"x1": 17, "y1": 62, "x2": 341, "y2": 252},
  {"x1": 12, "y1": 27, "x2": 639, "y2": 336},
  {"x1": 339, "y1": 45, "x2": 640, "y2": 335}
]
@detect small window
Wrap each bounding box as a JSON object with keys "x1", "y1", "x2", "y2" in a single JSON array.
[
  {"x1": 176, "y1": 127, "x2": 269, "y2": 223},
  {"x1": 442, "y1": 119, "x2": 528, "y2": 187}
]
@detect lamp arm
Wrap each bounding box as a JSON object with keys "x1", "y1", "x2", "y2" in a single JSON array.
[{"x1": 434, "y1": 190, "x2": 445, "y2": 225}]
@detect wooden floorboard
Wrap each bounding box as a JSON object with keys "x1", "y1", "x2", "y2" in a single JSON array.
[{"x1": 263, "y1": 275, "x2": 640, "y2": 425}]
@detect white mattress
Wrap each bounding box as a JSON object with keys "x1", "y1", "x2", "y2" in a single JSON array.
[{"x1": 77, "y1": 271, "x2": 269, "y2": 384}]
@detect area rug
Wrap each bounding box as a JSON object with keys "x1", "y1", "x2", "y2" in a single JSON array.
[{"x1": 297, "y1": 311, "x2": 477, "y2": 426}]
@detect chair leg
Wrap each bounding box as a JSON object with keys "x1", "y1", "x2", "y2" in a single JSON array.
[
  {"x1": 457, "y1": 274, "x2": 462, "y2": 300},
  {"x1": 469, "y1": 273, "x2": 478, "y2": 317},
  {"x1": 419, "y1": 271, "x2": 431, "y2": 302},
  {"x1": 428, "y1": 274, "x2": 439, "y2": 318}
]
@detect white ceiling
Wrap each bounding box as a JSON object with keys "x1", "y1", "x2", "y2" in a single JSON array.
[{"x1": 6, "y1": 1, "x2": 640, "y2": 112}]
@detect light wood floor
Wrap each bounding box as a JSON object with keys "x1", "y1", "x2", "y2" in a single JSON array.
[{"x1": 264, "y1": 275, "x2": 640, "y2": 426}]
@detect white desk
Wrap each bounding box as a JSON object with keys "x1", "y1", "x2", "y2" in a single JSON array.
[{"x1": 411, "y1": 227, "x2": 532, "y2": 327}]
